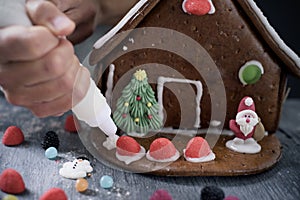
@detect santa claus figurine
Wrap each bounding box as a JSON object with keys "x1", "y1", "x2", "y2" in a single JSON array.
[{"x1": 226, "y1": 96, "x2": 265, "y2": 154}]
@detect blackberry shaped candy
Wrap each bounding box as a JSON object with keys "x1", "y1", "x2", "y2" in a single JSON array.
[
  {"x1": 41, "y1": 131, "x2": 60, "y2": 150},
  {"x1": 201, "y1": 185, "x2": 225, "y2": 200}
]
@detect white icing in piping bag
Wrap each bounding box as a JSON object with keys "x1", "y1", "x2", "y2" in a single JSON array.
[
  {"x1": 72, "y1": 78, "x2": 117, "y2": 136},
  {"x1": 0, "y1": 0, "x2": 118, "y2": 137}
]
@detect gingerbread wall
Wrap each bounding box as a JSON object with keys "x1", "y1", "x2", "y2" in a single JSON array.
[{"x1": 96, "y1": 0, "x2": 287, "y2": 133}]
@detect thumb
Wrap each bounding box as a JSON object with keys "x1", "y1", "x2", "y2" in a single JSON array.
[{"x1": 26, "y1": 0, "x2": 75, "y2": 36}]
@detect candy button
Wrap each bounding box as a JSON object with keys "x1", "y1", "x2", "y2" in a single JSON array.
[
  {"x1": 45, "y1": 147, "x2": 58, "y2": 160},
  {"x1": 239, "y1": 60, "x2": 264, "y2": 85},
  {"x1": 100, "y1": 175, "x2": 114, "y2": 189},
  {"x1": 75, "y1": 178, "x2": 88, "y2": 192}
]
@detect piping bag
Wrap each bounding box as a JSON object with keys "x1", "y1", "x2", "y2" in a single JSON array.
[{"x1": 0, "y1": 0, "x2": 119, "y2": 149}]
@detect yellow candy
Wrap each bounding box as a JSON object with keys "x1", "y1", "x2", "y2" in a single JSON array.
[
  {"x1": 147, "y1": 102, "x2": 152, "y2": 107},
  {"x1": 124, "y1": 102, "x2": 129, "y2": 107},
  {"x1": 134, "y1": 118, "x2": 140, "y2": 123},
  {"x1": 2, "y1": 195, "x2": 18, "y2": 200},
  {"x1": 75, "y1": 178, "x2": 89, "y2": 193}
]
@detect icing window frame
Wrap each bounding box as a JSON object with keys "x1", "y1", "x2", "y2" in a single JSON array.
[{"x1": 156, "y1": 76, "x2": 203, "y2": 129}]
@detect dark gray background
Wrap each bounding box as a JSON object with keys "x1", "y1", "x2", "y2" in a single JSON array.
[{"x1": 255, "y1": 0, "x2": 300, "y2": 98}]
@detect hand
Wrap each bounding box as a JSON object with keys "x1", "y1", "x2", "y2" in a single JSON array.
[
  {"x1": 0, "y1": 0, "x2": 90, "y2": 117},
  {"x1": 49, "y1": 0, "x2": 99, "y2": 44},
  {"x1": 49, "y1": 0, "x2": 139, "y2": 44}
]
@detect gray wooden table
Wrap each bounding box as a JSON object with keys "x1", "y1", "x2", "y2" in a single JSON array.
[{"x1": 0, "y1": 94, "x2": 299, "y2": 200}]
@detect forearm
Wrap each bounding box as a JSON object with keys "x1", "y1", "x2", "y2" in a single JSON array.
[{"x1": 96, "y1": 0, "x2": 139, "y2": 25}]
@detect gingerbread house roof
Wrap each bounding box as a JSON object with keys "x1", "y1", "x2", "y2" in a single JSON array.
[{"x1": 90, "y1": 0, "x2": 300, "y2": 77}]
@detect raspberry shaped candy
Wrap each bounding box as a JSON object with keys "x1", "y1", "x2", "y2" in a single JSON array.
[
  {"x1": 39, "y1": 188, "x2": 68, "y2": 200},
  {"x1": 2, "y1": 126, "x2": 24, "y2": 146},
  {"x1": 64, "y1": 115, "x2": 77, "y2": 132},
  {"x1": 0, "y1": 168, "x2": 25, "y2": 194},
  {"x1": 150, "y1": 189, "x2": 173, "y2": 200}
]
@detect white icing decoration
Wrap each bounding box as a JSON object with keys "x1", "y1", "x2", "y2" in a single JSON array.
[
  {"x1": 238, "y1": 60, "x2": 264, "y2": 85},
  {"x1": 245, "y1": 97, "x2": 253, "y2": 106},
  {"x1": 59, "y1": 159, "x2": 93, "y2": 179},
  {"x1": 146, "y1": 149, "x2": 180, "y2": 163},
  {"x1": 105, "y1": 64, "x2": 115, "y2": 107},
  {"x1": 123, "y1": 46, "x2": 128, "y2": 51},
  {"x1": 183, "y1": 150, "x2": 215, "y2": 163},
  {"x1": 157, "y1": 76, "x2": 203, "y2": 128},
  {"x1": 94, "y1": 0, "x2": 148, "y2": 49},
  {"x1": 208, "y1": 0, "x2": 216, "y2": 14},
  {"x1": 116, "y1": 146, "x2": 146, "y2": 165},
  {"x1": 226, "y1": 137, "x2": 261, "y2": 154},
  {"x1": 103, "y1": 134, "x2": 119, "y2": 150},
  {"x1": 236, "y1": 110, "x2": 258, "y2": 121},
  {"x1": 246, "y1": 0, "x2": 300, "y2": 67},
  {"x1": 182, "y1": 0, "x2": 188, "y2": 14},
  {"x1": 210, "y1": 120, "x2": 221, "y2": 127},
  {"x1": 127, "y1": 131, "x2": 148, "y2": 137},
  {"x1": 159, "y1": 127, "x2": 234, "y2": 136},
  {"x1": 129, "y1": 38, "x2": 135, "y2": 44},
  {"x1": 182, "y1": 0, "x2": 216, "y2": 15}
]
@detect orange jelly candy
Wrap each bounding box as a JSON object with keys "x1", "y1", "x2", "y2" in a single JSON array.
[{"x1": 75, "y1": 178, "x2": 88, "y2": 192}]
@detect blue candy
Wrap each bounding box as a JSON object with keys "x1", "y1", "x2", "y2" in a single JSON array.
[
  {"x1": 45, "y1": 147, "x2": 58, "y2": 159},
  {"x1": 100, "y1": 175, "x2": 114, "y2": 189}
]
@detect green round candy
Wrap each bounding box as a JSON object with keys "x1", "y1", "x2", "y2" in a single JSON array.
[{"x1": 241, "y1": 64, "x2": 262, "y2": 85}]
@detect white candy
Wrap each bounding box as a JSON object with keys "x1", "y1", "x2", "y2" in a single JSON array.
[{"x1": 59, "y1": 158, "x2": 93, "y2": 179}]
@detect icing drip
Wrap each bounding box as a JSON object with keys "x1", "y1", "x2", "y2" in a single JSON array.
[
  {"x1": 146, "y1": 150, "x2": 180, "y2": 163},
  {"x1": 184, "y1": 150, "x2": 215, "y2": 163},
  {"x1": 105, "y1": 64, "x2": 115, "y2": 107},
  {"x1": 116, "y1": 146, "x2": 146, "y2": 165}
]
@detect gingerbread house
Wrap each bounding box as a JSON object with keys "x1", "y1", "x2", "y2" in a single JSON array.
[{"x1": 86, "y1": 0, "x2": 300, "y2": 175}]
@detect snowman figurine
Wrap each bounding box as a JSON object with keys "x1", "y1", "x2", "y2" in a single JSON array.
[
  {"x1": 226, "y1": 96, "x2": 265, "y2": 154},
  {"x1": 59, "y1": 157, "x2": 93, "y2": 179}
]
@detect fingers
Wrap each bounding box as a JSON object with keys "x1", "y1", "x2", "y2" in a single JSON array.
[
  {"x1": 26, "y1": 0, "x2": 75, "y2": 36},
  {"x1": 31, "y1": 66, "x2": 90, "y2": 118},
  {"x1": 67, "y1": 21, "x2": 94, "y2": 44},
  {"x1": 0, "y1": 26, "x2": 59, "y2": 62},
  {"x1": 4, "y1": 54, "x2": 78, "y2": 105},
  {"x1": 0, "y1": 39, "x2": 74, "y2": 88},
  {"x1": 28, "y1": 93, "x2": 73, "y2": 118},
  {"x1": 48, "y1": 0, "x2": 98, "y2": 44},
  {"x1": 4, "y1": 62, "x2": 90, "y2": 118}
]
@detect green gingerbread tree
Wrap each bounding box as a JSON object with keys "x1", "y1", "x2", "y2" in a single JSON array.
[{"x1": 113, "y1": 69, "x2": 162, "y2": 136}]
